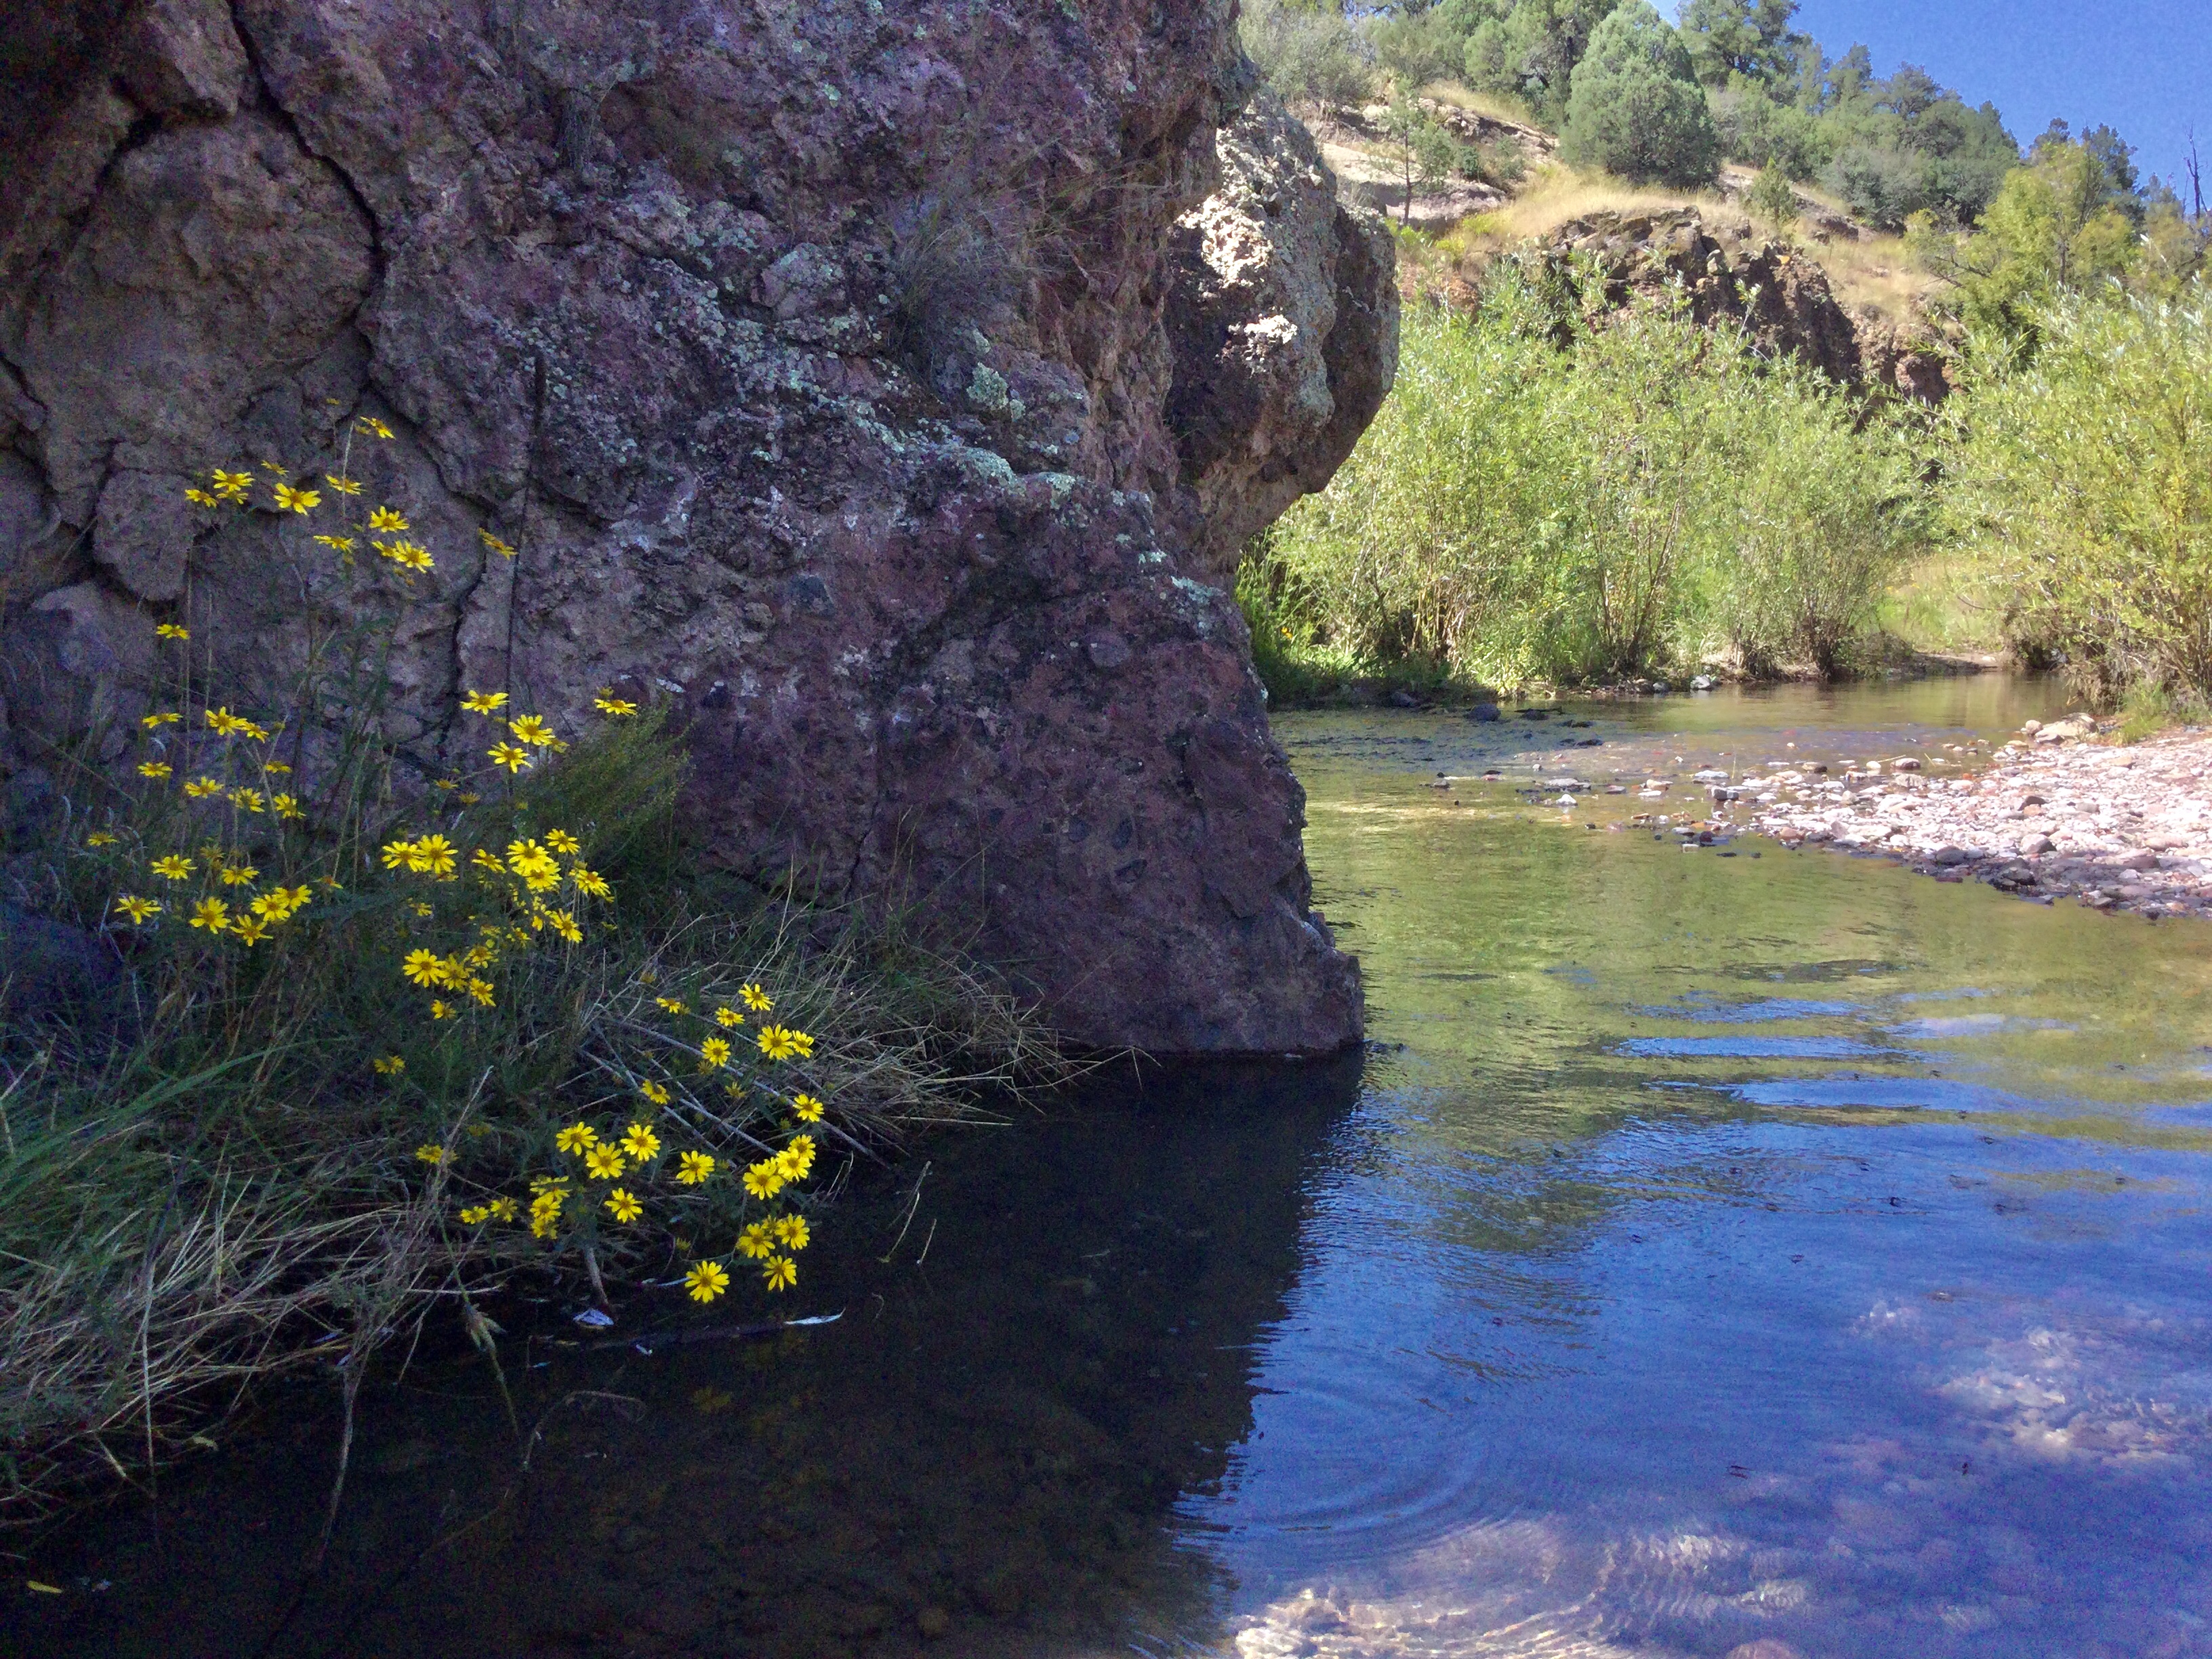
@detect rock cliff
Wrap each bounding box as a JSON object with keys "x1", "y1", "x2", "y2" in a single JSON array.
[{"x1": 0, "y1": 0, "x2": 1397, "y2": 1055}]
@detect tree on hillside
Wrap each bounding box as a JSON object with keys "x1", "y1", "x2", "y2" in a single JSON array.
[
  {"x1": 1561, "y1": 2, "x2": 1719, "y2": 186},
  {"x1": 1241, "y1": 0, "x2": 1377, "y2": 120},
  {"x1": 1676, "y1": 0, "x2": 1812, "y2": 91},
  {"x1": 1464, "y1": 0, "x2": 1627, "y2": 122},
  {"x1": 1380, "y1": 96, "x2": 1468, "y2": 224},
  {"x1": 1913, "y1": 138, "x2": 2142, "y2": 341}
]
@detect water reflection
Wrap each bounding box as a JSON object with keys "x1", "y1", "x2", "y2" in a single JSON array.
[{"x1": 9, "y1": 1059, "x2": 1363, "y2": 1658}]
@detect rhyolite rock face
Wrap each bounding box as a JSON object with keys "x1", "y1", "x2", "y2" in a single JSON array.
[{"x1": 0, "y1": 0, "x2": 1395, "y2": 1055}]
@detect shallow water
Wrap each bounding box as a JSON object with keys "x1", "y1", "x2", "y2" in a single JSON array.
[{"x1": 15, "y1": 677, "x2": 2212, "y2": 1659}]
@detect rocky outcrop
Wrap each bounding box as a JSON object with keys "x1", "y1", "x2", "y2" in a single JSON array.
[
  {"x1": 0, "y1": 0, "x2": 1395, "y2": 1056},
  {"x1": 1540, "y1": 209, "x2": 1863, "y2": 385},
  {"x1": 1165, "y1": 89, "x2": 1399, "y2": 577}
]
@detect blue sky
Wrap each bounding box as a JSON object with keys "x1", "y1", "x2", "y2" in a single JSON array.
[{"x1": 1790, "y1": 0, "x2": 2211, "y2": 189}]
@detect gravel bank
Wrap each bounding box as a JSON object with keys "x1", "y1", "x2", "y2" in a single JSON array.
[{"x1": 1746, "y1": 716, "x2": 2212, "y2": 920}]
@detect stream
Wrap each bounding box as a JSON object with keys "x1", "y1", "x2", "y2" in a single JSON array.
[{"x1": 12, "y1": 675, "x2": 2212, "y2": 1659}]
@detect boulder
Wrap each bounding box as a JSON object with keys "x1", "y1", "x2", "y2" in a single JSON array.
[
  {"x1": 0, "y1": 0, "x2": 1395, "y2": 1057},
  {"x1": 1165, "y1": 88, "x2": 1398, "y2": 578}
]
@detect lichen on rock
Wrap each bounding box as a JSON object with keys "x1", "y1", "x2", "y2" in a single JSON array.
[{"x1": 0, "y1": 0, "x2": 1396, "y2": 1057}]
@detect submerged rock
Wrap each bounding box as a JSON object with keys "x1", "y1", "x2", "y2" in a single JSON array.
[{"x1": 0, "y1": 0, "x2": 1395, "y2": 1054}]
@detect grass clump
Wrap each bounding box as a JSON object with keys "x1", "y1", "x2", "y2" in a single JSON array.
[
  {"x1": 1248, "y1": 270, "x2": 1931, "y2": 697},
  {"x1": 0, "y1": 443, "x2": 1054, "y2": 1518}
]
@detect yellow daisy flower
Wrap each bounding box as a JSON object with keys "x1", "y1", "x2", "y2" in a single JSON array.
[
  {"x1": 184, "y1": 777, "x2": 222, "y2": 799},
  {"x1": 356, "y1": 415, "x2": 394, "y2": 439},
  {"x1": 583, "y1": 1145, "x2": 626, "y2": 1180},
  {"x1": 555, "y1": 1123, "x2": 598, "y2": 1154},
  {"x1": 414, "y1": 1144, "x2": 449, "y2": 1165},
  {"x1": 603, "y1": 1188, "x2": 643, "y2": 1223},
  {"x1": 739, "y1": 983, "x2": 773, "y2": 1012},
  {"x1": 138, "y1": 761, "x2": 173, "y2": 780},
  {"x1": 372, "y1": 1054, "x2": 406, "y2": 1075},
  {"x1": 619, "y1": 1122, "x2": 661, "y2": 1161},
  {"x1": 741, "y1": 1160, "x2": 785, "y2": 1200},
  {"x1": 401, "y1": 949, "x2": 445, "y2": 987},
  {"x1": 594, "y1": 693, "x2": 639, "y2": 716},
  {"x1": 151, "y1": 854, "x2": 195, "y2": 880},
  {"x1": 488, "y1": 1196, "x2": 518, "y2": 1221},
  {"x1": 367, "y1": 507, "x2": 408, "y2": 533},
  {"x1": 272, "y1": 482, "x2": 319, "y2": 514},
  {"x1": 461, "y1": 689, "x2": 508, "y2": 714},
  {"x1": 487, "y1": 741, "x2": 532, "y2": 774},
  {"x1": 543, "y1": 829, "x2": 581, "y2": 855},
  {"x1": 760, "y1": 1255, "x2": 798, "y2": 1292},
  {"x1": 638, "y1": 1080, "x2": 671, "y2": 1105},
  {"x1": 700, "y1": 1036, "x2": 732, "y2": 1069},
  {"x1": 684, "y1": 1261, "x2": 731, "y2": 1303},
  {"x1": 736, "y1": 1221, "x2": 775, "y2": 1258},
  {"x1": 791, "y1": 1094, "x2": 825, "y2": 1123},
  {"x1": 508, "y1": 714, "x2": 556, "y2": 748},
  {"x1": 230, "y1": 914, "x2": 270, "y2": 945},
  {"x1": 773, "y1": 1214, "x2": 810, "y2": 1250},
  {"x1": 155, "y1": 623, "x2": 191, "y2": 640},
  {"x1": 188, "y1": 897, "x2": 230, "y2": 931},
  {"x1": 113, "y1": 895, "x2": 161, "y2": 924},
  {"x1": 674, "y1": 1150, "x2": 716, "y2": 1186}
]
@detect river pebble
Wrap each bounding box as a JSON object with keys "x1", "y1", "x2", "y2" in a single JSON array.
[{"x1": 1748, "y1": 721, "x2": 2212, "y2": 921}]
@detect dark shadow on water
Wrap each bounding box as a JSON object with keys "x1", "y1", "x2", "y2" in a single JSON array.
[{"x1": 5, "y1": 1054, "x2": 1365, "y2": 1659}]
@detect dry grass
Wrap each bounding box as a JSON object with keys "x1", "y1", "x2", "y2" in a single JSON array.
[
  {"x1": 1805, "y1": 231, "x2": 1939, "y2": 322},
  {"x1": 1418, "y1": 80, "x2": 1540, "y2": 129},
  {"x1": 1439, "y1": 163, "x2": 1732, "y2": 253}
]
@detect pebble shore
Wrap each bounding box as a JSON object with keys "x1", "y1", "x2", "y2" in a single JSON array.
[{"x1": 1744, "y1": 716, "x2": 2212, "y2": 920}]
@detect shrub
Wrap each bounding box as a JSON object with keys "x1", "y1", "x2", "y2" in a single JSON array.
[
  {"x1": 1242, "y1": 0, "x2": 1377, "y2": 119},
  {"x1": 1945, "y1": 283, "x2": 2212, "y2": 700},
  {"x1": 1561, "y1": 3, "x2": 1721, "y2": 188},
  {"x1": 1250, "y1": 272, "x2": 1931, "y2": 691}
]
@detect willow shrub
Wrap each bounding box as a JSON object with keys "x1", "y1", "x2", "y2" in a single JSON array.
[
  {"x1": 1254, "y1": 273, "x2": 1931, "y2": 690},
  {"x1": 1946, "y1": 284, "x2": 2212, "y2": 701}
]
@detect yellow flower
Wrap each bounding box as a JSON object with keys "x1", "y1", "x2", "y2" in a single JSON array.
[
  {"x1": 600, "y1": 1187, "x2": 643, "y2": 1223},
  {"x1": 785, "y1": 1134, "x2": 817, "y2": 1176},
  {"x1": 184, "y1": 487, "x2": 218, "y2": 508},
  {"x1": 655, "y1": 996, "x2": 689, "y2": 1015},
  {"x1": 791, "y1": 1093, "x2": 825, "y2": 1123},
  {"x1": 184, "y1": 777, "x2": 222, "y2": 799},
  {"x1": 380, "y1": 539, "x2": 434, "y2": 574},
  {"x1": 594, "y1": 693, "x2": 639, "y2": 717},
  {"x1": 356, "y1": 415, "x2": 395, "y2": 439},
  {"x1": 211, "y1": 469, "x2": 253, "y2": 501},
  {"x1": 739, "y1": 983, "x2": 773, "y2": 1012},
  {"x1": 205, "y1": 707, "x2": 245, "y2": 737},
  {"x1": 236, "y1": 719, "x2": 271, "y2": 742},
  {"x1": 429, "y1": 999, "x2": 454, "y2": 1020},
  {"x1": 85, "y1": 831, "x2": 118, "y2": 847},
  {"x1": 461, "y1": 689, "x2": 508, "y2": 714},
  {"x1": 684, "y1": 1260, "x2": 731, "y2": 1303},
  {"x1": 273, "y1": 794, "x2": 305, "y2": 821},
  {"x1": 401, "y1": 949, "x2": 445, "y2": 987},
  {"x1": 508, "y1": 716, "x2": 556, "y2": 750},
  {"x1": 674, "y1": 1150, "x2": 716, "y2": 1186},
  {"x1": 714, "y1": 1006, "x2": 742, "y2": 1028},
  {"x1": 480, "y1": 529, "x2": 517, "y2": 557},
  {"x1": 741, "y1": 1159, "x2": 785, "y2": 1200},
  {"x1": 372, "y1": 1054, "x2": 406, "y2": 1075},
  {"x1": 737, "y1": 1221, "x2": 775, "y2": 1258},
  {"x1": 325, "y1": 474, "x2": 362, "y2": 495},
  {"x1": 619, "y1": 1122, "x2": 661, "y2": 1161},
  {"x1": 700, "y1": 1036, "x2": 732, "y2": 1069},
  {"x1": 113, "y1": 895, "x2": 161, "y2": 924},
  {"x1": 470, "y1": 848, "x2": 505, "y2": 876},
  {"x1": 188, "y1": 897, "x2": 230, "y2": 932},
  {"x1": 583, "y1": 1145, "x2": 626, "y2": 1181},
  {"x1": 313, "y1": 533, "x2": 356, "y2": 554},
  {"x1": 138, "y1": 761, "x2": 173, "y2": 780},
  {"x1": 142, "y1": 711, "x2": 181, "y2": 728},
  {"x1": 411, "y1": 834, "x2": 458, "y2": 879},
  {"x1": 414, "y1": 1144, "x2": 449, "y2": 1165},
  {"x1": 230, "y1": 914, "x2": 271, "y2": 945},
  {"x1": 219, "y1": 865, "x2": 259, "y2": 888},
  {"x1": 638, "y1": 1080, "x2": 671, "y2": 1106},
  {"x1": 506, "y1": 840, "x2": 560, "y2": 890},
  {"x1": 466, "y1": 977, "x2": 495, "y2": 1007},
  {"x1": 151, "y1": 854, "x2": 195, "y2": 880},
  {"x1": 547, "y1": 909, "x2": 583, "y2": 944},
  {"x1": 457, "y1": 792, "x2": 481, "y2": 805},
  {"x1": 367, "y1": 507, "x2": 409, "y2": 533},
  {"x1": 155, "y1": 623, "x2": 191, "y2": 640},
  {"x1": 488, "y1": 1196, "x2": 518, "y2": 1222},
  {"x1": 571, "y1": 866, "x2": 612, "y2": 900},
  {"x1": 543, "y1": 828, "x2": 581, "y2": 856},
  {"x1": 459, "y1": 1204, "x2": 490, "y2": 1225},
  {"x1": 773, "y1": 1214, "x2": 811, "y2": 1250},
  {"x1": 264, "y1": 761, "x2": 289, "y2": 773},
  {"x1": 555, "y1": 1123, "x2": 598, "y2": 1155},
  {"x1": 227, "y1": 788, "x2": 266, "y2": 814},
  {"x1": 487, "y1": 741, "x2": 532, "y2": 774},
  {"x1": 755, "y1": 1025, "x2": 811, "y2": 1061},
  {"x1": 760, "y1": 1255, "x2": 798, "y2": 1292},
  {"x1": 272, "y1": 482, "x2": 319, "y2": 514},
  {"x1": 260, "y1": 459, "x2": 288, "y2": 476}
]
